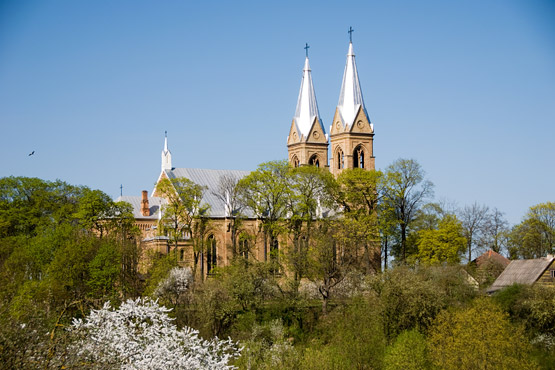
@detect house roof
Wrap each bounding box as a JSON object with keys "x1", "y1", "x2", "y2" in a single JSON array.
[
  {"x1": 474, "y1": 250, "x2": 510, "y2": 268},
  {"x1": 488, "y1": 255, "x2": 555, "y2": 293},
  {"x1": 165, "y1": 168, "x2": 252, "y2": 218}
]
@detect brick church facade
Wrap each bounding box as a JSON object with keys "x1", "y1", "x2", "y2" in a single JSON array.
[{"x1": 119, "y1": 39, "x2": 376, "y2": 276}]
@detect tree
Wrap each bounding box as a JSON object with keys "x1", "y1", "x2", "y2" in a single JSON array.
[
  {"x1": 213, "y1": 174, "x2": 245, "y2": 257},
  {"x1": 378, "y1": 195, "x2": 398, "y2": 270},
  {"x1": 73, "y1": 189, "x2": 114, "y2": 238},
  {"x1": 154, "y1": 267, "x2": 193, "y2": 307},
  {"x1": 0, "y1": 176, "x2": 84, "y2": 237},
  {"x1": 459, "y1": 202, "x2": 489, "y2": 263},
  {"x1": 286, "y1": 165, "x2": 334, "y2": 287},
  {"x1": 334, "y1": 168, "x2": 383, "y2": 273},
  {"x1": 155, "y1": 177, "x2": 210, "y2": 277},
  {"x1": 509, "y1": 202, "x2": 555, "y2": 259},
  {"x1": 238, "y1": 160, "x2": 291, "y2": 265},
  {"x1": 71, "y1": 298, "x2": 240, "y2": 370},
  {"x1": 383, "y1": 159, "x2": 433, "y2": 263},
  {"x1": 429, "y1": 298, "x2": 539, "y2": 370},
  {"x1": 417, "y1": 214, "x2": 466, "y2": 265},
  {"x1": 306, "y1": 220, "x2": 360, "y2": 315},
  {"x1": 480, "y1": 207, "x2": 509, "y2": 254}
]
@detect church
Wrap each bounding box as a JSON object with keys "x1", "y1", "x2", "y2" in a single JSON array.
[{"x1": 118, "y1": 36, "x2": 375, "y2": 276}]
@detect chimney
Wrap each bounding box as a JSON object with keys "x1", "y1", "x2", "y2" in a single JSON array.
[{"x1": 141, "y1": 190, "x2": 150, "y2": 216}]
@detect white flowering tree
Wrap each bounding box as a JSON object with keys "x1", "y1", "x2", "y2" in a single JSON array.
[
  {"x1": 71, "y1": 298, "x2": 240, "y2": 370},
  {"x1": 155, "y1": 267, "x2": 193, "y2": 306}
]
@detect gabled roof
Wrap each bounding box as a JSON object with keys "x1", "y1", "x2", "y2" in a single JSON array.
[
  {"x1": 337, "y1": 42, "x2": 370, "y2": 128},
  {"x1": 116, "y1": 195, "x2": 167, "y2": 220},
  {"x1": 293, "y1": 57, "x2": 326, "y2": 140},
  {"x1": 474, "y1": 250, "x2": 510, "y2": 268},
  {"x1": 488, "y1": 255, "x2": 555, "y2": 293},
  {"x1": 165, "y1": 168, "x2": 252, "y2": 218}
]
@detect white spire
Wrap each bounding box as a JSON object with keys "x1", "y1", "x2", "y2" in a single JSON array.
[
  {"x1": 161, "y1": 131, "x2": 172, "y2": 171},
  {"x1": 337, "y1": 42, "x2": 369, "y2": 128},
  {"x1": 293, "y1": 56, "x2": 326, "y2": 139}
]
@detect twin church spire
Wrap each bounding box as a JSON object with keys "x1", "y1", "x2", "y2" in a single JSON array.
[{"x1": 288, "y1": 30, "x2": 375, "y2": 174}]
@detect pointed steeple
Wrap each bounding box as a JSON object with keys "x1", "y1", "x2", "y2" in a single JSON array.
[
  {"x1": 161, "y1": 131, "x2": 172, "y2": 171},
  {"x1": 337, "y1": 41, "x2": 369, "y2": 128},
  {"x1": 287, "y1": 45, "x2": 329, "y2": 169},
  {"x1": 329, "y1": 32, "x2": 375, "y2": 177},
  {"x1": 293, "y1": 55, "x2": 326, "y2": 140}
]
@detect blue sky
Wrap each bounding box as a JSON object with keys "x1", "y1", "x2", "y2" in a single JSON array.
[{"x1": 0, "y1": 0, "x2": 554, "y2": 225}]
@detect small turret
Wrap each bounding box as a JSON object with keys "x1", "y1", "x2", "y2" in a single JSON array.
[{"x1": 161, "y1": 131, "x2": 172, "y2": 171}]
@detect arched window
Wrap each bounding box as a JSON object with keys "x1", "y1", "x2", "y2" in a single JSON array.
[
  {"x1": 206, "y1": 235, "x2": 217, "y2": 274},
  {"x1": 270, "y1": 236, "x2": 279, "y2": 274},
  {"x1": 180, "y1": 249, "x2": 185, "y2": 261},
  {"x1": 353, "y1": 146, "x2": 364, "y2": 169},
  {"x1": 239, "y1": 234, "x2": 249, "y2": 259},
  {"x1": 308, "y1": 154, "x2": 320, "y2": 167},
  {"x1": 336, "y1": 148, "x2": 344, "y2": 169},
  {"x1": 291, "y1": 155, "x2": 299, "y2": 168}
]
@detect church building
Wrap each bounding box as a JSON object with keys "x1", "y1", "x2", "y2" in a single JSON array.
[{"x1": 119, "y1": 36, "x2": 375, "y2": 276}]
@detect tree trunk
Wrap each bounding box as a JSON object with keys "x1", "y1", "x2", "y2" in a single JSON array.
[
  {"x1": 384, "y1": 236, "x2": 388, "y2": 270},
  {"x1": 319, "y1": 285, "x2": 329, "y2": 315},
  {"x1": 401, "y1": 223, "x2": 407, "y2": 262}
]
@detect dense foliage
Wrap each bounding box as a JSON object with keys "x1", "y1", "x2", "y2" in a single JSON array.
[{"x1": 0, "y1": 168, "x2": 553, "y2": 369}]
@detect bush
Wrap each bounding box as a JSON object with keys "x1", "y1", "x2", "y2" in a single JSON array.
[
  {"x1": 384, "y1": 329, "x2": 431, "y2": 370},
  {"x1": 429, "y1": 298, "x2": 539, "y2": 370}
]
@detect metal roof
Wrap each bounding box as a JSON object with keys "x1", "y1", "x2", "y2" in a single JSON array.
[
  {"x1": 337, "y1": 42, "x2": 370, "y2": 128},
  {"x1": 488, "y1": 255, "x2": 555, "y2": 293},
  {"x1": 166, "y1": 168, "x2": 252, "y2": 218},
  {"x1": 116, "y1": 195, "x2": 167, "y2": 220},
  {"x1": 293, "y1": 57, "x2": 326, "y2": 139}
]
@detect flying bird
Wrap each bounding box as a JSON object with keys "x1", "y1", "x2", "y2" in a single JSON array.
[{"x1": 28, "y1": 151, "x2": 35, "y2": 156}]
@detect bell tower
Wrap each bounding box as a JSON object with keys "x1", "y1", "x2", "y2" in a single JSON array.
[
  {"x1": 329, "y1": 30, "x2": 374, "y2": 177},
  {"x1": 287, "y1": 44, "x2": 329, "y2": 168}
]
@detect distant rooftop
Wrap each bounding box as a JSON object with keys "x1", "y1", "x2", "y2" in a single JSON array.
[{"x1": 488, "y1": 255, "x2": 555, "y2": 293}]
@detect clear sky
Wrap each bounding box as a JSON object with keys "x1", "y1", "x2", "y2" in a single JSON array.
[{"x1": 1, "y1": 0, "x2": 554, "y2": 225}]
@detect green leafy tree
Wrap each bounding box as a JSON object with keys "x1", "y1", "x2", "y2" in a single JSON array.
[
  {"x1": 509, "y1": 202, "x2": 555, "y2": 259},
  {"x1": 370, "y1": 266, "x2": 476, "y2": 340},
  {"x1": 429, "y1": 298, "x2": 539, "y2": 370},
  {"x1": 417, "y1": 214, "x2": 466, "y2": 265},
  {"x1": 286, "y1": 165, "x2": 334, "y2": 288},
  {"x1": 73, "y1": 189, "x2": 114, "y2": 238},
  {"x1": 378, "y1": 194, "x2": 398, "y2": 270},
  {"x1": 334, "y1": 168, "x2": 383, "y2": 273},
  {"x1": 306, "y1": 220, "x2": 360, "y2": 315},
  {"x1": 238, "y1": 160, "x2": 291, "y2": 266},
  {"x1": 0, "y1": 177, "x2": 84, "y2": 237},
  {"x1": 155, "y1": 177, "x2": 210, "y2": 277}
]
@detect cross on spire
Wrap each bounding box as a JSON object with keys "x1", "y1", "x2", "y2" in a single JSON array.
[
  {"x1": 304, "y1": 43, "x2": 310, "y2": 57},
  {"x1": 120, "y1": 184, "x2": 123, "y2": 197},
  {"x1": 348, "y1": 26, "x2": 354, "y2": 43}
]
